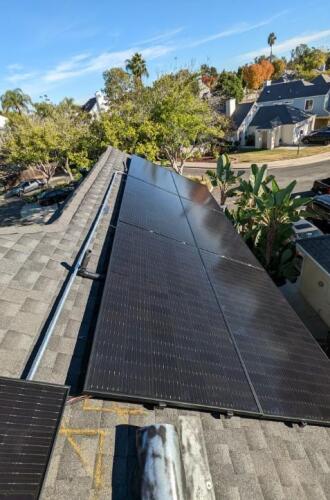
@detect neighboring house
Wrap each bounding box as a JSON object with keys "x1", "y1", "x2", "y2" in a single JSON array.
[
  {"x1": 82, "y1": 90, "x2": 109, "y2": 116},
  {"x1": 258, "y1": 75, "x2": 330, "y2": 129},
  {"x1": 297, "y1": 235, "x2": 330, "y2": 328},
  {"x1": 0, "y1": 114, "x2": 8, "y2": 130},
  {"x1": 248, "y1": 104, "x2": 314, "y2": 149}
]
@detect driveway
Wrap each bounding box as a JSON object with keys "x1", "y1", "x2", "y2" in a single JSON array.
[
  {"x1": 0, "y1": 195, "x2": 58, "y2": 227},
  {"x1": 184, "y1": 158, "x2": 330, "y2": 193}
]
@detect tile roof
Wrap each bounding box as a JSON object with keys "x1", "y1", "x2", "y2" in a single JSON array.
[
  {"x1": 258, "y1": 78, "x2": 330, "y2": 103},
  {"x1": 0, "y1": 147, "x2": 330, "y2": 499},
  {"x1": 250, "y1": 104, "x2": 312, "y2": 129}
]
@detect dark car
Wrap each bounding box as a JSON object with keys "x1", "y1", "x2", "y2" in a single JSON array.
[
  {"x1": 38, "y1": 187, "x2": 74, "y2": 206},
  {"x1": 312, "y1": 177, "x2": 330, "y2": 195},
  {"x1": 308, "y1": 194, "x2": 330, "y2": 232},
  {"x1": 302, "y1": 128, "x2": 330, "y2": 145}
]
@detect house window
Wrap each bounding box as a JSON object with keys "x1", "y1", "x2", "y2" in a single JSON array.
[{"x1": 305, "y1": 99, "x2": 314, "y2": 111}]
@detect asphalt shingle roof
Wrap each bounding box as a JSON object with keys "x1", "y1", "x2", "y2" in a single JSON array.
[
  {"x1": 231, "y1": 102, "x2": 254, "y2": 128},
  {"x1": 250, "y1": 104, "x2": 312, "y2": 129},
  {"x1": 258, "y1": 77, "x2": 330, "y2": 103},
  {"x1": 1, "y1": 147, "x2": 330, "y2": 499},
  {"x1": 81, "y1": 97, "x2": 97, "y2": 112}
]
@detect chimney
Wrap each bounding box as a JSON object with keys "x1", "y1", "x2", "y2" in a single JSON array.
[
  {"x1": 225, "y1": 98, "x2": 236, "y2": 117},
  {"x1": 95, "y1": 91, "x2": 108, "y2": 112},
  {"x1": 265, "y1": 80, "x2": 272, "y2": 87}
]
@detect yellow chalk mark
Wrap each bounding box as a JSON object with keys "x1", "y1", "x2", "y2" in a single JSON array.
[
  {"x1": 83, "y1": 399, "x2": 147, "y2": 417},
  {"x1": 59, "y1": 427, "x2": 109, "y2": 490}
]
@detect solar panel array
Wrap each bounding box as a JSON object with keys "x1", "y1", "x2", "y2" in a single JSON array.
[
  {"x1": 85, "y1": 155, "x2": 330, "y2": 425},
  {"x1": 0, "y1": 377, "x2": 68, "y2": 498}
]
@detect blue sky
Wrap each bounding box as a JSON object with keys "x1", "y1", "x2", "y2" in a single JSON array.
[{"x1": 1, "y1": 0, "x2": 330, "y2": 103}]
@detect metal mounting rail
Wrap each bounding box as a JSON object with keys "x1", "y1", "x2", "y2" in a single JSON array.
[{"x1": 25, "y1": 170, "x2": 125, "y2": 381}]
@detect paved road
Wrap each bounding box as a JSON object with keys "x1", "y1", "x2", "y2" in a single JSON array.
[{"x1": 185, "y1": 159, "x2": 330, "y2": 193}]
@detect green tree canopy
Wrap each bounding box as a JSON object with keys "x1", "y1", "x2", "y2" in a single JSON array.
[
  {"x1": 213, "y1": 71, "x2": 244, "y2": 102},
  {"x1": 1, "y1": 88, "x2": 32, "y2": 115},
  {"x1": 103, "y1": 67, "x2": 134, "y2": 102},
  {"x1": 125, "y1": 53, "x2": 148, "y2": 88},
  {"x1": 267, "y1": 32, "x2": 277, "y2": 60}
]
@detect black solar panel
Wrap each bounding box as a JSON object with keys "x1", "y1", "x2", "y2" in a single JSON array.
[
  {"x1": 182, "y1": 198, "x2": 263, "y2": 268},
  {"x1": 201, "y1": 252, "x2": 330, "y2": 424},
  {"x1": 85, "y1": 156, "x2": 330, "y2": 426},
  {"x1": 120, "y1": 176, "x2": 195, "y2": 244},
  {"x1": 129, "y1": 155, "x2": 176, "y2": 193},
  {"x1": 171, "y1": 171, "x2": 221, "y2": 211},
  {"x1": 0, "y1": 377, "x2": 68, "y2": 498},
  {"x1": 84, "y1": 222, "x2": 259, "y2": 414}
]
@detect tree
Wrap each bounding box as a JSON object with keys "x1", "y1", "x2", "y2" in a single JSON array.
[
  {"x1": 260, "y1": 59, "x2": 274, "y2": 81},
  {"x1": 1, "y1": 88, "x2": 31, "y2": 115},
  {"x1": 213, "y1": 71, "x2": 244, "y2": 102},
  {"x1": 242, "y1": 61, "x2": 274, "y2": 89},
  {"x1": 206, "y1": 153, "x2": 244, "y2": 206},
  {"x1": 242, "y1": 64, "x2": 265, "y2": 90},
  {"x1": 1, "y1": 115, "x2": 59, "y2": 184},
  {"x1": 200, "y1": 64, "x2": 218, "y2": 78},
  {"x1": 272, "y1": 58, "x2": 287, "y2": 80},
  {"x1": 290, "y1": 44, "x2": 327, "y2": 78},
  {"x1": 151, "y1": 72, "x2": 224, "y2": 174},
  {"x1": 125, "y1": 53, "x2": 148, "y2": 88},
  {"x1": 103, "y1": 67, "x2": 134, "y2": 102},
  {"x1": 231, "y1": 165, "x2": 310, "y2": 283},
  {"x1": 267, "y1": 32, "x2": 277, "y2": 61}
]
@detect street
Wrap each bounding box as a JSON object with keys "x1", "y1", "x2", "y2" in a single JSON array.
[{"x1": 184, "y1": 159, "x2": 330, "y2": 193}]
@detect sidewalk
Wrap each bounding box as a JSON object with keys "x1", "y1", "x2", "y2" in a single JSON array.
[{"x1": 187, "y1": 150, "x2": 330, "y2": 170}]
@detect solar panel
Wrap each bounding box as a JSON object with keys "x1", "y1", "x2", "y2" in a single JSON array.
[
  {"x1": 129, "y1": 155, "x2": 176, "y2": 193},
  {"x1": 84, "y1": 222, "x2": 259, "y2": 414},
  {"x1": 171, "y1": 171, "x2": 221, "y2": 211},
  {"x1": 0, "y1": 377, "x2": 68, "y2": 498},
  {"x1": 201, "y1": 252, "x2": 330, "y2": 424},
  {"x1": 120, "y1": 176, "x2": 195, "y2": 244},
  {"x1": 182, "y1": 198, "x2": 263, "y2": 268}
]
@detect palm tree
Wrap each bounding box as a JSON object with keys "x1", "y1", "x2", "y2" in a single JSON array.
[
  {"x1": 267, "y1": 33, "x2": 277, "y2": 61},
  {"x1": 0, "y1": 88, "x2": 31, "y2": 114},
  {"x1": 125, "y1": 53, "x2": 149, "y2": 88}
]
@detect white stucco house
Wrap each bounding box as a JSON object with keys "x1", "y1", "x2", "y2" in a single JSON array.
[
  {"x1": 227, "y1": 75, "x2": 330, "y2": 149},
  {"x1": 82, "y1": 91, "x2": 109, "y2": 116},
  {"x1": 0, "y1": 115, "x2": 8, "y2": 130}
]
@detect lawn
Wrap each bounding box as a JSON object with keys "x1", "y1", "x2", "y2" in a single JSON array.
[{"x1": 230, "y1": 145, "x2": 330, "y2": 163}]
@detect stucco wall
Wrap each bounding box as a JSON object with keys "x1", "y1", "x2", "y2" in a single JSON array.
[
  {"x1": 298, "y1": 257, "x2": 330, "y2": 328},
  {"x1": 258, "y1": 94, "x2": 329, "y2": 117}
]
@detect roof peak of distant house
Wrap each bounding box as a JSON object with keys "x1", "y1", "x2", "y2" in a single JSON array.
[
  {"x1": 258, "y1": 75, "x2": 330, "y2": 102},
  {"x1": 250, "y1": 103, "x2": 312, "y2": 129}
]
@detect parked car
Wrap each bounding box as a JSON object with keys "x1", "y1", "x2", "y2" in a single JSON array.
[
  {"x1": 308, "y1": 194, "x2": 330, "y2": 232},
  {"x1": 312, "y1": 177, "x2": 330, "y2": 195},
  {"x1": 292, "y1": 219, "x2": 323, "y2": 240},
  {"x1": 302, "y1": 128, "x2": 330, "y2": 145},
  {"x1": 5, "y1": 179, "x2": 45, "y2": 198},
  {"x1": 37, "y1": 186, "x2": 74, "y2": 206}
]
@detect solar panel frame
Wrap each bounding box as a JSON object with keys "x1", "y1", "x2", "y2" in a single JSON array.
[
  {"x1": 171, "y1": 171, "x2": 221, "y2": 212},
  {"x1": 201, "y1": 252, "x2": 330, "y2": 425},
  {"x1": 0, "y1": 377, "x2": 68, "y2": 499},
  {"x1": 128, "y1": 155, "x2": 177, "y2": 193},
  {"x1": 84, "y1": 222, "x2": 259, "y2": 415},
  {"x1": 120, "y1": 176, "x2": 195, "y2": 244},
  {"x1": 181, "y1": 198, "x2": 263, "y2": 268}
]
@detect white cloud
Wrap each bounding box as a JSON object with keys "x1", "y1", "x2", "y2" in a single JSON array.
[
  {"x1": 238, "y1": 29, "x2": 330, "y2": 61},
  {"x1": 135, "y1": 28, "x2": 184, "y2": 46},
  {"x1": 184, "y1": 10, "x2": 289, "y2": 49},
  {"x1": 43, "y1": 45, "x2": 174, "y2": 83},
  {"x1": 7, "y1": 63, "x2": 23, "y2": 72},
  {"x1": 6, "y1": 71, "x2": 38, "y2": 83}
]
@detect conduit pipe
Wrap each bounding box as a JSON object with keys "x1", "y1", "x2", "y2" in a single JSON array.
[
  {"x1": 137, "y1": 424, "x2": 186, "y2": 500},
  {"x1": 26, "y1": 170, "x2": 125, "y2": 381}
]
